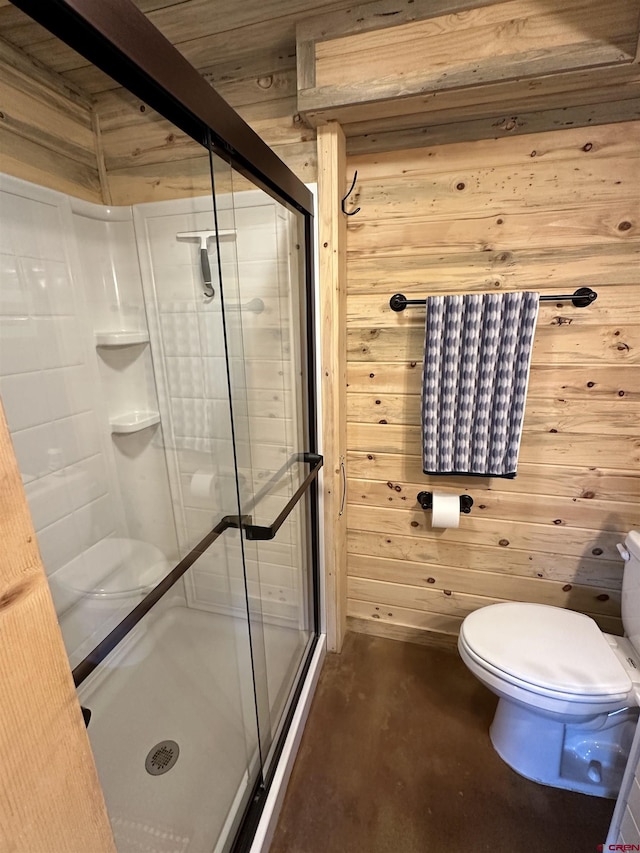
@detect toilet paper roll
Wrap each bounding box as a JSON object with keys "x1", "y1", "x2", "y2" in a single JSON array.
[
  {"x1": 431, "y1": 491, "x2": 460, "y2": 529},
  {"x1": 190, "y1": 470, "x2": 215, "y2": 500}
]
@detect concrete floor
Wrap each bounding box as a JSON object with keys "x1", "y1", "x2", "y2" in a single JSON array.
[{"x1": 270, "y1": 631, "x2": 615, "y2": 853}]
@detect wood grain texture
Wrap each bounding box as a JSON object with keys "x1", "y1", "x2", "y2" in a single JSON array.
[
  {"x1": 318, "y1": 122, "x2": 348, "y2": 652},
  {"x1": 313, "y1": 0, "x2": 638, "y2": 89},
  {"x1": 345, "y1": 119, "x2": 640, "y2": 642},
  {"x1": 347, "y1": 577, "x2": 622, "y2": 633},
  {"x1": 346, "y1": 611, "x2": 461, "y2": 648},
  {"x1": 345, "y1": 98, "x2": 640, "y2": 154},
  {"x1": 347, "y1": 528, "x2": 624, "y2": 587},
  {"x1": 347, "y1": 477, "x2": 640, "y2": 529},
  {"x1": 347, "y1": 362, "x2": 640, "y2": 400},
  {"x1": 0, "y1": 0, "x2": 359, "y2": 203},
  {"x1": 0, "y1": 37, "x2": 101, "y2": 201},
  {"x1": 0, "y1": 403, "x2": 115, "y2": 852},
  {"x1": 347, "y1": 452, "x2": 640, "y2": 503},
  {"x1": 6, "y1": 0, "x2": 639, "y2": 202},
  {"x1": 348, "y1": 552, "x2": 622, "y2": 614},
  {"x1": 303, "y1": 60, "x2": 640, "y2": 130},
  {"x1": 299, "y1": 0, "x2": 640, "y2": 124}
]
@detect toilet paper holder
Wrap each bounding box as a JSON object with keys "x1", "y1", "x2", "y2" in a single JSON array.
[{"x1": 417, "y1": 491, "x2": 474, "y2": 514}]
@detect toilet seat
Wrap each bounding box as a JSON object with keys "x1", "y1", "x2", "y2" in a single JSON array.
[{"x1": 460, "y1": 602, "x2": 632, "y2": 702}]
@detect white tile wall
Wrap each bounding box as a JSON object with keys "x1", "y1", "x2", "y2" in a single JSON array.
[
  {"x1": 70, "y1": 198, "x2": 178, "y2": 563},
  {"x1": 0, "y1": 178, "x2": 123, "y2": 595},
  {"x1": 0, "y1": 177, "x2": 182, "y2": 668}
]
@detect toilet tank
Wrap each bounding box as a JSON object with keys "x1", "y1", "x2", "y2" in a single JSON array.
[{"x1": 622, "y1": 530, "x2": 640, "y2": 649}]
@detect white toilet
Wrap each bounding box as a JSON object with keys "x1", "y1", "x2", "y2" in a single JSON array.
[{"x1": 458, "y1": 529, "x2": 640, "y2": 798}]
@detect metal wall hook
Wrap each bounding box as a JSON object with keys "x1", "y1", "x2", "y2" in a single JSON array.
[{"x1": 341, "y1": 170, "x2": 361, "y2": 216}]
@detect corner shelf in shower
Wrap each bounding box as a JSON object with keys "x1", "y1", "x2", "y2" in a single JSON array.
[
  {"x1": 109, "y1": 411, "x2": 160, "y2": 434},
  {"x1": 95, "y1": 330, "x2": 150, "y2": 347}
]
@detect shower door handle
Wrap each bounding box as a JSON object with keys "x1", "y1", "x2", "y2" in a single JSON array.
[{"x1": 243, "y1": 453, "x2": 323, "y2": 541}]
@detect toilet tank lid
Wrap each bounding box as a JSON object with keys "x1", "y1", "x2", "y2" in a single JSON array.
[{"x1": 460, "y1": 603, "x2": 631, "y2": 697}]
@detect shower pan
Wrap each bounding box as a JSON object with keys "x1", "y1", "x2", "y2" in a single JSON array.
[{"x1": 1, "y1": 2, "x2": 323, "y2": 851}]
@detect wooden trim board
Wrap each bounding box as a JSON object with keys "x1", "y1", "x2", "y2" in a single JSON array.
[
  {"x1": 317, "y1": 122, "x2": 348, "y2": 652},
  {"x1": 0, "y1": 402, "x2": 115, "y2": 853}
]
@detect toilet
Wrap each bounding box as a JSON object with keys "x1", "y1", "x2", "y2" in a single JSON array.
[{"x1": 458, "y1": 530, "x2": 640, "y2": 798}]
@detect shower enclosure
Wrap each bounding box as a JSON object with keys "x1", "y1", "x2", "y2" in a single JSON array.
[{"x1": 1, "y1": 2, "x2": 321, "y2": 850}]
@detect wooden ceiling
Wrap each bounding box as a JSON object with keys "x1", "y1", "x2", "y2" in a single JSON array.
[
  {"x1": 1, "y1": 0, "x2": 639, "y2": 122},
  {"x1": 0, "y1": 0, "x2": 361, "y2": 96},
  {"x1": 1, "y1": 0, "x2": 639, "y2": 184}
]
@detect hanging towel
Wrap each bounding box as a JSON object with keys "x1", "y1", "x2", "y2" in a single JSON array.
[{"x1": 421, "y1": 291, "x2": 539, "y2": 478}]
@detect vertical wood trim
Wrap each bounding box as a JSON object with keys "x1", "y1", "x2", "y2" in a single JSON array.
[
  {"x1": 92, "y1": 109, "x2": 113, "y2": 206},
  {"x1": 317, "y1": 122, "x2": 347, "y2": 652},
  {"x1": 0, "y1": 402, "x2": 115, "y2": 853}
]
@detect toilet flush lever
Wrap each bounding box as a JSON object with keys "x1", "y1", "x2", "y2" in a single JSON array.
[{"x1": 617, "y1": 543, "x2": 631, "y2": 561}]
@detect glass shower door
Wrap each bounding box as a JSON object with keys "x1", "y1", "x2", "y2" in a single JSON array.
[{"x1": 208, "y1": 150, "x2": 319, "y2": 778}]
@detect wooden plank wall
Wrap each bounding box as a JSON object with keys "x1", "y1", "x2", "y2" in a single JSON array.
[
  {"x1": 345, "y1": 120, "x2": 640, "y2": 645},
  {"x1": 81, "y1": 2, "x2": 362, "y2": 203},
  {"x1": 0, "y1": 37, "x2": 102, "y2": 203}
]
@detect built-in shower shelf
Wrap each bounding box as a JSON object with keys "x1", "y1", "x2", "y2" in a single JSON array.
[
  {"x1": 95, "y1": 330, "x2": 150, "y2": 347},
  {"x1": 110, "y1": 411, "x2": 160, "y2": 434}
]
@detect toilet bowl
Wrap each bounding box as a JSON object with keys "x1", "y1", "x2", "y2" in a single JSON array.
[{"x1": 458, "y1": 530, "x2": 640, "y2": 798}]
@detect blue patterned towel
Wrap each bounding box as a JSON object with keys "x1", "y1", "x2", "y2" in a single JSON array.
[{"x1": 421, "y1": 291, "x2": 539, "y2": 478}]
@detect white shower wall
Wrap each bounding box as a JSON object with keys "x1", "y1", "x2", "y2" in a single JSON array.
[
  {"x1": 0, "y1": 173, "x2": 305, "y2": 669},
  {"x1": 71, "y1": 199, "x2": 178, "y2": 558},
  {"x1": 134, "y1": 192, "x2": 305, "y2": 626},
  {"x1": 0, "y1": 175, "x2": 126, "y2": 590},
  {"x1": 0, "y1": 175, "x2": 180, "y2": 664}
]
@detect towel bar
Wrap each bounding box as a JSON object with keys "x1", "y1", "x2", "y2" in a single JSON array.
[
  {"x1": 390, "y1": 287, "x2": 597, "y2": 312},
  {"x1": 417, "y1": 491, "x2": 474, "y2": 514}
]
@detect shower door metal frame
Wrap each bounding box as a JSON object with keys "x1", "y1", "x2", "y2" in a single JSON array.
[{"x1": 9, "y1": 1, "x2": 322, "y2": 850}]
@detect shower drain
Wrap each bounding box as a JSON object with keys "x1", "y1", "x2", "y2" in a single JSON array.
[{"x1": 145, "y1": 740, "x2": 180, "y2": 776}]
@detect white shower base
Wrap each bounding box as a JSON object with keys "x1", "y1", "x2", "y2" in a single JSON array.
[{"x1": 80, "y1": 604, "x2": 308, "y2": 853}]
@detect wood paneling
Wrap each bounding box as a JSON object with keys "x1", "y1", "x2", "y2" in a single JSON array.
[
  {"x1": 298, "y1": 0, "x2": 640, "y2": 128},
  {"x1": 345, "y1": 99, "x2": 640, "y2": 155},
  {"x1": 314, "y1": 0, "x2": 638, "y2": 89},
  {"x1": 0, "y1": 403, "x2": 115, "y2": 853},
  {"x1": 346, "y1": 610, "x2": 460, "y2": 649},
  {"x1": 0, "y1": 36, "x2": 102, "y2": 201},
  {"x1": 346, "y1": 119, "x2": 640, "y2": 643},
  {"x1": 348, "y1": 576, "x2": 623, "y2": 633}
]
